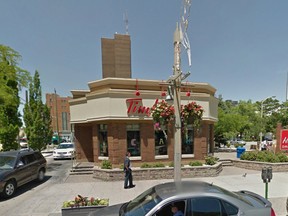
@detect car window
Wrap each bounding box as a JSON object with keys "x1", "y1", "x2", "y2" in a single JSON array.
[
  {"x1": 57, "y1": 144, "x2": 74, "y2": 149},
  {"x1": 21, "y1": 154, "x2": 36, "y2": 165},
  {"x1": 34, "y1": 152, "x2": 44, "y2": 160},
  {"x1": 154, "y1": 200, "x2": 186, "y2": 216},
  {"x1": 124, "y1": 187, "x2": 162, "y2": 216},
  {"x1": 191, "y1": 197, "x2": 223, "y2": 216},
  {"x1": 222, "y1": 200, "x2": 238, "y2": 215},
  {"x1": 0, "y1": 155, "x2": 16, "y2": 169}
]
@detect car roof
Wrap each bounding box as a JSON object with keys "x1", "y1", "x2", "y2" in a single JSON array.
[
  {"x1": 59, "y1": 142, "x2": 74, "y2": 145},
  {"x1": 154, "y1": 181, "x2": 239, "y2": 200},
  {"x1": 0, "y1": 149, "x2": 37, "y2": 157}
]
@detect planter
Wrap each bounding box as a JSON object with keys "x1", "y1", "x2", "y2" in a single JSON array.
[{"x1": 62, "y1": 205, "x2": 107, "y2": 216}]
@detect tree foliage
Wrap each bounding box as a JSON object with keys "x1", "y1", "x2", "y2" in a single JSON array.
[
  {"x1": 0, "y1": 45, "x2": 30, "y2": 150},
  {"x1": 23, "y1": 71, "x2": 53, "y2": 151},
  {"x1": 215, "y1": 97, "x2": 286, "y2": 146}
]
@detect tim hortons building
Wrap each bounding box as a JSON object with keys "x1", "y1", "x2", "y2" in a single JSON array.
[{"x1": 69, "y1": 34, "x2": 218, "y2": 165}]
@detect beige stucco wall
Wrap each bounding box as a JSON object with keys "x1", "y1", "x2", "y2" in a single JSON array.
[{"x1": 70, "y1": 93, "x2": 218, "y2": 124}]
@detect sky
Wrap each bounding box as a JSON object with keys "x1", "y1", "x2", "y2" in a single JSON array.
[{"x1": 1, "y1": 0, "x2": 288, "y2": 104}]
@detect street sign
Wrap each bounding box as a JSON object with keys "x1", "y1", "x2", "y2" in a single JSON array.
[{"x1": 280, "y1": 129, "x2": 288, "y2": 150}]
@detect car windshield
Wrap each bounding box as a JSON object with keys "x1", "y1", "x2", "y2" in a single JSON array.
[
  {"x1": 57, "y1": 144, "x2": 74, "y2": 149},
  {"x1": 122, "y1": 187, "x2": 162, "y2": 216},
  {"x1": 0, "y1": 155, "x2": 17, "y2": 170}
]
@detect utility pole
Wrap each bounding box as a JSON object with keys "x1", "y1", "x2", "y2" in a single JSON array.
[
  {"x1": 54, "y1": 88, "x2": 59, "y2": 142},
  {"x1": 173, "y1": 23, "x2": 182, "y2": 182}
]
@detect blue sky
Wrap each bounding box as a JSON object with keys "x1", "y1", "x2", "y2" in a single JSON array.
[{"x1": 1, "y1": 0, "x2": 288, "y2": 103}]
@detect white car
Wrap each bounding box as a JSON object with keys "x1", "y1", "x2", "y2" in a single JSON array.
[
  {"x1": 19, "y1": 138, "x2": 28, "y2": 148},
  {"x1": 53, "y1": 143, "x2": 75, "y2": 160}
]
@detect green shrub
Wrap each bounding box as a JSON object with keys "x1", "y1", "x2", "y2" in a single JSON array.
[
  {"x1": 205, "y1": 156, "x2": 219, "y2": 165},
  {"x1": 152, "y1": 163, "x2": 165, "y2": 168},
  {"x1": 276, "y1": 152, "x2": 288, "y2": 162},
  {"x1": 101, "y1": 160, "x2": 112, "y2": 169},
  {"x1": 189, "y1": 161, "x2": 203, "y2": 166},
  {"x1": 169, "y1": 162, "x2": 174, "y2": 167},
  {"x1": 240, "y1": 151, "x2": 257, "y2": 161},
  {"x1": 241, "y1": 151, "x2": 288, "y2": 163},
  {"x1": 140, "y1": 163, "x2": 152, "y2": 168}
]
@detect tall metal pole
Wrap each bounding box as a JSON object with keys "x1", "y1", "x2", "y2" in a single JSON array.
[
  {"x1": 173, "y1": 23, "x2": 182, "y2": 182},
  {"x1": 54, "y1": 88, "x2": 59, "y2": 142}
]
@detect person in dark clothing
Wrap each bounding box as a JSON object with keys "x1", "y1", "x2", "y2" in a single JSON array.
[{"x1": 124, "y1": 152, "x2": 135, "y2": 189}]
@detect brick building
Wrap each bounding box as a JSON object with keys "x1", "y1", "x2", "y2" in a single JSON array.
[
  {"x1": 69, "y1": 34, "x2": 218, "y2": 165},
  {"x1": 46, "y1": 93, "x2": 71, "y2": 141}
]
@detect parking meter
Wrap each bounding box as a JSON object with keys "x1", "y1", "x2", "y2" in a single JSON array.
[
  {"x1": 261, "y1": 166, "x2": 272, "y2": 199},
  {"x1": 261, "y1": 167, "x2": 273, "y2": 183},
  {"x1": 267, "y1": 167, "x2": 272, "y2": 183},
  {"x1": 261, "y1": 167, "x2": 268, "y2": 183}
]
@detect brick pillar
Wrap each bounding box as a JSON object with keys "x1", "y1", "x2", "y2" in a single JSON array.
[
  {"x1": 141, "y1": 123, "x2": 155, "y2": 162},
  {"x1": 276, "y1": 123, "x2": 282, "y2": 153},
  {"x1": 92, "y1": 124, "x2": 99, "y2": 162},
  {"x1": 74, "y1": 124, "x2": 93, "y2": 162},
  {"x1": 108, "y1": 123, "x2": 126, "y2": 165},
  {"x1": 194, "y1": 123, "x2": 208, "y2": 160},
  {"x1": 210, "y1": 124, "x2": 215, "y2": 154}
]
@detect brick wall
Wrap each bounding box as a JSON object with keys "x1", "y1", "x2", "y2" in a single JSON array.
[{"x1": 75, "y1": 124, "x2": 93, "y2": 162}]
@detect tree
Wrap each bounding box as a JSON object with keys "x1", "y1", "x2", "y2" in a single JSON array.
[
  {"x1": 0, "y1": 45, "x2": 30, "y2": 106},
  {"x1": 23, "y1": 71, "x2": 53, "y2": 151},
  {"x1": 0, "y1": 45, "x2": 30, "y2": 150}
]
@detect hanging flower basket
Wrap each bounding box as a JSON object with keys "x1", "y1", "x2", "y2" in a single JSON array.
[
  {"x1": 150, "y1": 100, "x2": 175, "y2": 130},
  {"x1": 181, "y1": 102, "x2": 204, "y2": 128},
  {"x1": 150, "y1": 100, "x2": 203, "y2": 136}
]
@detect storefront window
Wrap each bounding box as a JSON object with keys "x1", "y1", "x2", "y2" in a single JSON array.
[
  {"x1": 182, "y1": 125, "x2": 194, "y2": 154},
  {"x1": 155, "y1": 130, "x2": 167, "y2": 155},
  {"x1": 99, "y1": 124, "x2": 108, "y2": 157},
  {"x1": 127, "y1": 124, "x2": 140, "y2": 157}
]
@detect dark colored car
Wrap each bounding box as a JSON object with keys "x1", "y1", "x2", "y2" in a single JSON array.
[
  {"x1": 0, "y1": 149, "x2": 47, "y2": 198},
  {"x1": 89, "y1": 181, "x2": 276, "y2": 216}
]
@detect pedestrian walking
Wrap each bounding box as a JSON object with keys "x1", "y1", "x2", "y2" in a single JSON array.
[{"x1": 124, "y1": 151, "x2": 135, "y2": 189}]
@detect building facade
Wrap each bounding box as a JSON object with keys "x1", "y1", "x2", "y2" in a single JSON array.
[
  {"x1": 69, "y1": 33, "x2": 218, "y2": 165},
  {"x1": 46, "y1": 93, "x2": 71, "y2": 141}
]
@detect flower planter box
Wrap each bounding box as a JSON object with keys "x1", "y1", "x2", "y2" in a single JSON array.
[{"x1": 62, "y1": 205, "x2": 107, "y2": 216}]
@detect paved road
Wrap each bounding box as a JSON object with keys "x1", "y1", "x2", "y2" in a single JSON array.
[{"x1": 0, "y1": 152, "x2": 287, "y2": 216}]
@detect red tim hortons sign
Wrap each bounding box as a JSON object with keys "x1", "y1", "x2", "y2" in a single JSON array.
[{"x1": 280, "y1": 129, "x2": 288, "y2": 150}]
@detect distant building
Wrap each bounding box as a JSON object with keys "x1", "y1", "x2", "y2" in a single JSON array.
[
  {"x1": 225, "y1": 100, "x2": 238, "y2": 106},
  {"x1": 46, "y1": 93, "x2": 71, "y2": 140}
]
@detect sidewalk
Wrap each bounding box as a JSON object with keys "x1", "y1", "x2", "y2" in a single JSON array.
[
  {"x1": 56, "y1": 152, "x2": 287, "y2": 216},
  {"x1": 1, "y1": 151, "x2": 287, "y2": 216},
  {"x1": 23, "y1": 151, "x2": 284, "y2": 216}
]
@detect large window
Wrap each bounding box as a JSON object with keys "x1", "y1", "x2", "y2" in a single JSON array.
[
  {"x1": 155, "y1": 130, "x2": 167, "y2": 155},
  {"x1": 99, "y1": 124, "x2": 108, "y2": 157},
  {"x1": 182, "y1": 125, "x2": 194, "y2": 154},
  {"x1": 127, "y1": 124, "x2": 140, "y2": 157},
  {"x1": 62, "y1": 112, "x2": 68, "y2": 131}
]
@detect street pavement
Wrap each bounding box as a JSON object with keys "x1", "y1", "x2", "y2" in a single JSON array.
[
  {"x1": 38, "y1": 151, "x2": 288, "y2": 216},
  {"x1": 2, "y1": 149, "x2": 286, "y2": 216}
]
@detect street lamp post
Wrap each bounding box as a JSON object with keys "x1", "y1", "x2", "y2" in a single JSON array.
[
  {"x1": 259, "y1": 96, "x2": 276, "y2": 148},
  {"x1": 173, "y1": 23, "x2": 182, "y2": 182}
]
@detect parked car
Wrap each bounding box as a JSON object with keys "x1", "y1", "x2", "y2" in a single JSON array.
[
  {"x1": 19, "y1": 138, "x2": 28, "y2": 148},
  {"x1": 88, "y1": 181, "x2": 276, "y2": 216},
  {"x1": 230, "y1": 138, "x2": 246, "y2": 146},
  {"x1": 0, "y1": 149, "x2": 47, "y2": 198},
  {"x1": 53, "y1": 143, "x2": 75, "y2": 160}
]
